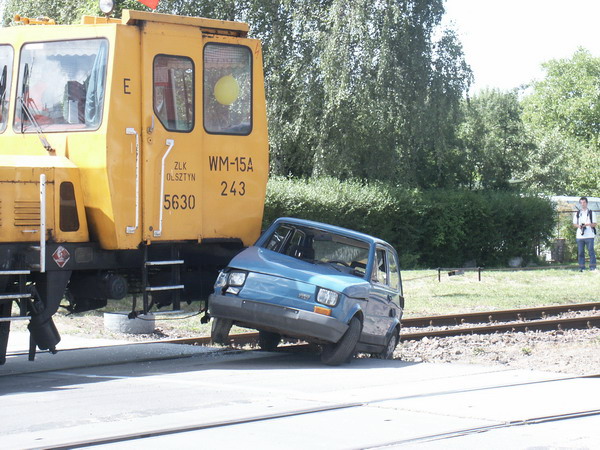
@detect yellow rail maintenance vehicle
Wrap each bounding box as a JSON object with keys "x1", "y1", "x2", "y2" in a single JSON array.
[{"x1": 0, "y1": 8, "x2": 269, "y2": 364}]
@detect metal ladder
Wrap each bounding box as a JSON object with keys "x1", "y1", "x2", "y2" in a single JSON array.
[
  {"x1": 141, "y1": 246, "x2": 184, "y2": 314},
  {"x1": 0, "y1": 270, "x2": 32, "y2": 321},
  {"x1": 0, "y1": 270, "x2": 34, "y2": 363}
]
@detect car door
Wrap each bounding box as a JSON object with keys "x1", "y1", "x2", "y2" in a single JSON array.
[
  {"x1": 363, "y1": 245, "x2": 396, "y2": 345},
  {"x1": 386, "y1": 246, "x2": 403, "y2": 312}
]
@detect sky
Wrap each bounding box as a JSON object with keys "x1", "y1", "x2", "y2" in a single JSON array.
[{"x1": 442, "y1": 0, "x2": 600, "y2": 92}]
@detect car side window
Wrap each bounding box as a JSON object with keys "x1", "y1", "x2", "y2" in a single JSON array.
[
  {"x1": 264, "y1": 225, "x2": 292, "y2": 252},
  {"x1": 387, "y1": 249, "x2": 400, "y2": 291},
  {"x1": 372, "y1": 248, "x2": 388, "y2": 285}
]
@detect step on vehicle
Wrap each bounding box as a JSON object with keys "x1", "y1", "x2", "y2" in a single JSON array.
[
  {"x1": 209, "y1": 217, "x2": 404, "y2": 365},
  {"x1": 0, "y1": 2, "x2": 269, "y2": 364}
]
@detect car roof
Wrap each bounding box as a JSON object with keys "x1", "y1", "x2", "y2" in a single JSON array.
[{"x1": 270, "y1": 217, "x2": 392, "y2": 249}]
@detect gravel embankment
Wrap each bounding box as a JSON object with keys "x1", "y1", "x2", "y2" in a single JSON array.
[{"x1": 397, "y1": 328, "x2": 600, "y2": 375}]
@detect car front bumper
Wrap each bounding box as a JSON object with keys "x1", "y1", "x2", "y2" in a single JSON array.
[{"x1": 209, "y1": 293, "x2": 348, "y2": 344}]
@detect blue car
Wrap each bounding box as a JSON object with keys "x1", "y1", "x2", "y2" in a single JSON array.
[{"x1": 208, "y1": 217, "x2": 404, "y2": 365}]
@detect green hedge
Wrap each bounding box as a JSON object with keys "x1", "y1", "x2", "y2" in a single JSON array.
[{"x1": 264, "y1": 177, "x2": 555, "y2": 268}]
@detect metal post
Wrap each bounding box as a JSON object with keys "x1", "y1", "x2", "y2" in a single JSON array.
[
  {"x1": 478, "y1": 267, "x2": 481, "y2": 281},
  {"x1": 438, "y1": 268, "x2": 441, "y2": 282},
  {"x1": 39, "y1": 174, "x2": 46, "y2": 273}
]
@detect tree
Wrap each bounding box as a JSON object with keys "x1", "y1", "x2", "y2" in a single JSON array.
[
  {"x1": 522, "y1": 48, "x2": 600, "y2": 195},
  {"x1": 458, "y1": 89, "x2": 534, "y2": 190}
]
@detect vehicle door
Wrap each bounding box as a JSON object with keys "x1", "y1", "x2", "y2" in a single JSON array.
[
  {"x1": 141, "y1": 22, "x2": 202, "y2": 242},
  {"x1": 363, "y1": 245, "x2": 398, "y2": 345}
]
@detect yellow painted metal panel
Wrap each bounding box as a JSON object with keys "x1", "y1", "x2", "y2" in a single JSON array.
[{"x1": 122, "y1": 9, "x2": 249, "y2": 36}]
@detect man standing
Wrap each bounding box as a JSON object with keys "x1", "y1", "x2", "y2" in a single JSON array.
[{"x1": 573, "y1": 197, "x2": 597, "y2": 271}]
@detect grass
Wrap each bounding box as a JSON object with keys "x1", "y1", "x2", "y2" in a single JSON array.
[{"x1": 402, "y1": 267, "x2": 600, "y2": 317}]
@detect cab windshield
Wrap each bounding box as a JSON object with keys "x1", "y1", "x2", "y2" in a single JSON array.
[
  {"x1": 262, "y1": 224, "x2": 370, "y2": 278},
  {"x1": 14, "y1": 38, "x2": 108, "y2": 133}
]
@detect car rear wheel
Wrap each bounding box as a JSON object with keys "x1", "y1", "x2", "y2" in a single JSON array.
[
  {"x1": 320, "y1": 316, "x2": 362, "y2": 366},
  {"x1": 375, "y1": 329, "x2": 399, "y2": 359},
  {"x1": 258, "y1": 331, "x2": 281, "y2": 351},
  {"x1": 211, "y1": 318, "x2": 233, "y2": 345}
]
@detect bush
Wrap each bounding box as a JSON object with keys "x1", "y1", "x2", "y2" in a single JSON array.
[{"x1": 264, "y1": 177, "x2": 556, "y2": 268}]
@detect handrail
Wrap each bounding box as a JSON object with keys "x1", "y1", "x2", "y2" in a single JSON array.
[
  {"x1": 154, "y1": 139, "x2": 174, "y2": 237},
  {"x1": 125, "y1": 128, "x2": 140, "y2": 234}
]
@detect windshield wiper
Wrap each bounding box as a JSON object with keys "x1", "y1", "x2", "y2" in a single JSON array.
[
  {"x1": 19, "y1": 96, "x2": 54, "y2": 153},
  {"x1": 18, "y1": 63, "x2": 54, "y2": 153}
]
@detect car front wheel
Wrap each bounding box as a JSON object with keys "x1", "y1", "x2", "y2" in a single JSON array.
[
  {"x1": 320, "y1": 316, "x2": 362, "y2": 366},
  {"x1": 211, "y1": 318, "x2": 233, "y2": 345},
  {"x1": 258, "y1": 331, "x2": 281, "y2": 351}
]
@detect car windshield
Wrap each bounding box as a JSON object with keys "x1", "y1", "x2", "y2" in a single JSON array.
[{"x1": 262, "y1": 224, "x2": 370, "y2": 278}]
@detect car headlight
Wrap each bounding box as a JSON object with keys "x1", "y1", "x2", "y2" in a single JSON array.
[
  {"x1": 215, "y1": 271, "x2": 228, "y2": 288},
  {"x1": 228, "y1": 271, "x2": 247, "y2": 286},
  {"x1": 316, "y1": 288, "x2": 339, "y2": 307}
]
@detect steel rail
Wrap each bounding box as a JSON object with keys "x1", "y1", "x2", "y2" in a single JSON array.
[
  {"x1": 40, "y1": 378, "x2": 600, "y2": 449},
  {"x1": 400, "y1": 315, "x2": 600, "y2": 340},
  {"x1": 364, "y1": 409, "x2": 600, "y2": 448},
  {"x1": 401, "y1": 301, "x2": 600, "y2": 328}
]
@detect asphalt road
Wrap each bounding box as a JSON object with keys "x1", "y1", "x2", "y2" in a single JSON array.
[{"x1": 1, "y1": 341, "x2": 599, "y2": 449}]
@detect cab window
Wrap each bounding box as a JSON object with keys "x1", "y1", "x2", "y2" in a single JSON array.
[
  {"x1": 14, "y1": 39, "x2": 108, "y2": 132},
  {"x1": 203, "y1": 43, "x2": 252, "y2": 135},
  {"x1": 0, "y1": 45, "x2": 13, "y2": 133},
  {"x1": 153, "y1": 55, "x2": 194, "y2": 132}
]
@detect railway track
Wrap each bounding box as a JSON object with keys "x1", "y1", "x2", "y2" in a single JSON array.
[
  {"x1": 6, "y1": 302, "x2": 600, "y2": 359},
  {"x1": 162, "y1": 301, "x2": 600, "y2": 347}
]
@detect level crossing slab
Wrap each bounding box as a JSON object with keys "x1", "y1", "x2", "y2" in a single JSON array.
[{"x1": 0, "y1": 341, "x2": 598, "y2": 449}]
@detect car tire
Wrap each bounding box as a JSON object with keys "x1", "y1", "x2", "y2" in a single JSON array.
[
  {"x1": 320, "y1": 316, "x2": 362, "y2": 366},
  {"x1": 375, "y1": 329, "x2": 399, "y2": 359},
  {"x1": 258, "y1": 331, "x2": 281, "y2": 351},
  {"x1": 211, "y1": 318, "x2": 232, "y2": 345}
]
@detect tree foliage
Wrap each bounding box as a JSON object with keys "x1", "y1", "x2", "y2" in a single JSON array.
[
  {"x1": 2, "y1": 0, "x2": 146, "y2": 26},
  {"x1": 522, "y1": 49, "x2": 600, "y2": 195},
  {"x1": 458, "y1": 89, "x2": 534, "y2": 190}
]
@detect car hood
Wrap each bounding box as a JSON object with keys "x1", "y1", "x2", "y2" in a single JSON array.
[{"x1": 228, "y1": 247, "x2": 371, "y2": 298}]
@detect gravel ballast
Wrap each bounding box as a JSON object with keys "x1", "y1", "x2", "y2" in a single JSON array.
[{"x1": 397, "y1": 328, "x2": 600, "y2": 375}]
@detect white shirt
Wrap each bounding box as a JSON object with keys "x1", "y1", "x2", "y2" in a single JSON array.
[{"x1": 573, "y1": 209, "x2": 596, "y2": 239}]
